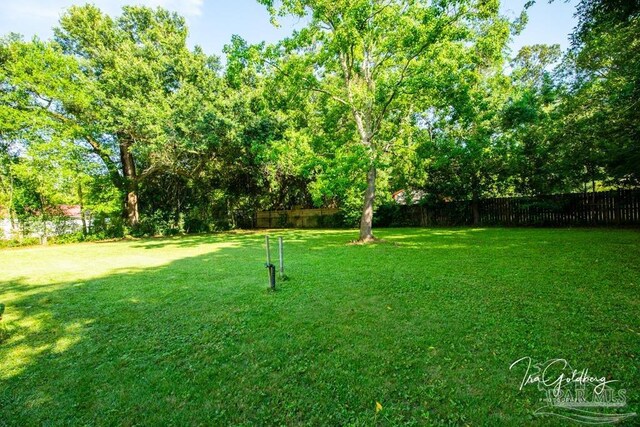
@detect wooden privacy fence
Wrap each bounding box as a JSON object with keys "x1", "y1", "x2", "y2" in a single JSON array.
[
  {"x1": 256, "y1": 208, "x2": 340, "y2": 228},
  {"x1": 256, "y1": 190, "x2": 640, "y2": 229},
  {"x1": 379, "y1": 189, "x2": 640, "y2": 227}
]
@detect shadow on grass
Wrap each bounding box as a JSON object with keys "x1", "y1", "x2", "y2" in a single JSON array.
[
  {"x1": 129, "y1": 230, "x2": 265, "y2": 250},
  {"x1": 0, "y1": 237, "x2": 280, "y2": 425},
  {"x1": 0, "y1": 228, "x2": 638, "y2": 425}
]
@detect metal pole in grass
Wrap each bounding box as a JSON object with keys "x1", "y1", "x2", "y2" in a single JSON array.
[
  {"x1": 265, "y1": 235, "x2": 271, "y2": 265},
  {"x1": 265, "y1": 235, "x2": 276, "y2": 290},
  {"x1": 0, "y1": 303, "x2": 5, "y2": 343},
  {"x1": 278, "y1": 237, "x2": 285, "y2": 279}
]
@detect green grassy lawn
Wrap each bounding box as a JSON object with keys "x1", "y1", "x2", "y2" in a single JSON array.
[{"x1": 0, "y1": 228, "x2": 638, "y2": 425}]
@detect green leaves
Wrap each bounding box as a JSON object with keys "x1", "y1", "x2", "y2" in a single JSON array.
[
  {"x1": 1, "y1": 5, "x2": 231, "y2": 226},
  {"x1": 564, "y1": 0, "x2": 640, "y2": 185},
  {"x1": 1, "y1": 0, "x2": 636, "y2": 235},
  {"x1": 258, "y1": 0, "x2": 512, "y2": 227}
]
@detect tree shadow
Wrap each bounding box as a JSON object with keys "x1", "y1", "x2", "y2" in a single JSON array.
[
  {"x1": 0, "y1": 228, "x2": 638, "y2": 425},
  {"x1": 129, "y1": 230, "x2": 263, "y2": 249},
  {"x1": 0, "y1": 238, "x2": 277, "y2": 424}
]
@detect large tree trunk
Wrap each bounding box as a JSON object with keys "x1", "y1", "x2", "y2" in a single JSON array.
[
  {"x1": 125, "y1": 190, "x2": 139, "y2": 226},
  {"x1": 359, "y1": 164, "x2": 376, "y2": 242},
  {"x1": 120, "y1": 141, "x2": 139, "y2": 227}
]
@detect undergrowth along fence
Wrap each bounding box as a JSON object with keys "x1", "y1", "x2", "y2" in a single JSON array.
[
  {"x1": 375, "y1": 189, "x2": 640, "y2": 227},
  {"x1": 256, "y1": 190, "x2": 640, "y2": 228},
  {"x1": 256, "y1": 208, "x2": 341, "y2": 228}
]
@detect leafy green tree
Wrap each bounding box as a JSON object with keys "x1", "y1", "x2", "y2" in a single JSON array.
[
  {"x1": 408, "y1": 59, "x2": 512, "y2": 223},
  {"x1": 0, "y1": 140, "x2": 18, "y2": 232},
  {"x1": 7, "y1": 133, "x2": 80, "y2": 242},
  {"x1": 1, "y1": 5, "x2": 222, "y2": 227},
  {"x1": 502, "y1": 44, "x2": 567, "y2": 195},
  {"x1": 560, "y1": 0, "x2": 640, "y2": 186},
  {"x1": 259, "y1": 0, "x2": 510, "y2": 240}
]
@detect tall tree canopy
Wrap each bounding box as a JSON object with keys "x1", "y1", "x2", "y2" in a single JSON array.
[
  {"x1": 1, "y1": 1, "x2": 638, "y2": 242},
  {"x1": 259, "y1": 0, "x2": 510, "y2": 240},
  {"x1": 562, "y1": 0, "x2": 640, "y2": 186},
  {"x1": 1, "y1": 5, "x2": 221, "y2": 226}
]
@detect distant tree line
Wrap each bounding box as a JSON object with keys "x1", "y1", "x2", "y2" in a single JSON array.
[{"x1": 0, "y1": 0, "x2": 638, "y2": 242}]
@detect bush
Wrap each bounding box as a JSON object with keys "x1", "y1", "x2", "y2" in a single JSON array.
[
  {"x1": 91, "y1": 214, "x2": 126, "y2": 238},
  {"x1": 209, "y1": 219, "x2": 232, "y2": 232},
  {"x1": 337, "y1": 206, "x2": 360, "y2": 228},
  {"x1": 50, "y1": 232, "x2": 86, "y2": 245},
  {"x1": 0, "y1": 237, "x2": 40, "y2": 248},
  {"x1": 184, "y1": 217, "x2": 208, "y2": 234},
  {"x1": 130, "y1": 211, "x2": 183, "y2": 237},
  {"x1": 317, "y1": 212, "x2": 347, "y2": 228},
  {"x1": 0, "y1": 232, "x2": 112, "y2": 248}
]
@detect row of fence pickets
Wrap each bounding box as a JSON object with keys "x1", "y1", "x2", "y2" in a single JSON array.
[
  {"x1": 422, "y1": 190, "x2": 640, "y2": 226},
  {"x1": 255, "y1": 190, "x2": 640, "y2": 228}
]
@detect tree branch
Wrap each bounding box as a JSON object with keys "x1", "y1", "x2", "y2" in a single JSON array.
[
  {"x1": 371, "y1": 10, "x2": 464, "y2": 137},
  {"x1": 264, "y1": 58, "x2": 351, "y2": 107}
]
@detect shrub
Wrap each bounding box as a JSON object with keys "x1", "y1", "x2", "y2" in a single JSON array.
[
  {"x1": 0, "y1": 237, "x2": 40, "y2": 248},
  {"x1": 184, "y1": 217, "x2": 208, "y2": 234},
  {"x1": 317, "y1": 211, "x2": 347, "y2": 228},
  {"x1": 130, "y1": 211, "x2": 183, "y2": 237},
  {"x1": 50, "y1": 232, "x2": 86, "y2": 245},
  {"x1": 91, "y1": 214, "x2": 126, "y2": 238}
]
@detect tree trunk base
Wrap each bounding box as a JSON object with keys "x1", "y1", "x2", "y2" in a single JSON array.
[
  {"x1": 350, "y1": 235, "x2": 379, "y2": 245},
  {"x1": 358, "y1": 164, "x2": 376, "y2": 243}
]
